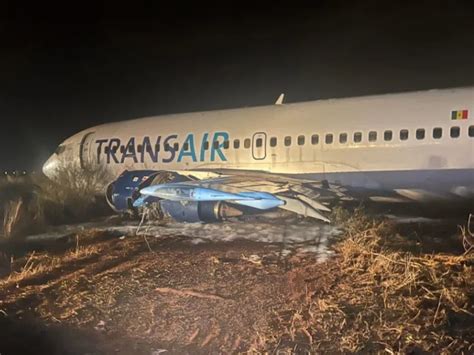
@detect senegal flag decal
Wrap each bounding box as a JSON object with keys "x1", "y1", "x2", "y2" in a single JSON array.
[{"x1": 451, "y1": 109, "x2": 468, "y2": 120}]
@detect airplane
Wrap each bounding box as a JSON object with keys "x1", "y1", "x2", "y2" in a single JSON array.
[{"x1": 42, "y1": 87, "x2": 474, "y2": 223}]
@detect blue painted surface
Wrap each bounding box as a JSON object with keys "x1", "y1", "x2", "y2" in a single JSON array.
[
  {"x1": 107, "y1": 170, "x2": 159, "y2": 211},
  {"x1": 177, "y1": 134, "x2": 197, "y2": 162},
  {"x1": 140, "y1": 184, "x2": 283, "y2": 209}
]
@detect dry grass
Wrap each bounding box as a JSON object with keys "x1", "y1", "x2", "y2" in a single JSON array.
[
  {"x1": 460, "y1": 214, "x2": 474, "y2": 253},
  {"x1": 255, "y1": 211, "x2": 474, "y2": 354},
  {"x1": 36, "y1": 163, "x2": 112, "y2": 224},
  {"x1": 0, "y1": 190, "x2": 472, "y2": 354},
  {"x1": 0, "y1": 165, "x2": 112, "y2": 241},
  {"x1": 0, "y1": 212, "x2": 472, "y2": 353},
  {"x1": 0, "y1": 180, "x2": 46, "y2": 241},
  {"x1": 3, "y1": 251, "x2": 62, "y2": 286},
  {"x1": 0, "y1": 229, "x2": 291, "y2": 354},
  {"x1": 2, "y1": 233, "x2": 104, "y2": 289}
]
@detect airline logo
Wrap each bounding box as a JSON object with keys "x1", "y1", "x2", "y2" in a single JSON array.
[
  {"x1": 451, "y1": 109, "x2": 468, "y2": 120},
  {"x1": 95, "y1": 132, "x2": 229, "y2": 165}
]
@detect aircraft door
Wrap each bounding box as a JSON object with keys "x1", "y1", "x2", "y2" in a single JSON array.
[
  {"x1": 80, "y1": 132, "x2": 96, "y2": 169},
  {"x1": 252, "y1": 132, "x2": 267, "y2": 160}
]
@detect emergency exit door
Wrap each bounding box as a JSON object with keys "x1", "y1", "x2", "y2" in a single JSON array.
[{"x1": 252, "y1": 132, "x2": 267, "y2": 160}]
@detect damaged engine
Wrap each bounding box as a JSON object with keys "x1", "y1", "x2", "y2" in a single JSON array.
[
  {"x1": 106, "y1": 170, "x2": 242, "y2": 222},
  {"x1": 106, "y1": 169, "x2": 338, "y2": 223}
]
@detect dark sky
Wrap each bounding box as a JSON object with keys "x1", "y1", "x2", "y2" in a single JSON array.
[{"x1": 1, "y1": 1, "x2": 473, "y2": 170}]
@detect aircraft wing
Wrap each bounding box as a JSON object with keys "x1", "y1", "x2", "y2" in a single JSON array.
[{"x1": 138, "y1": 170, "x2": 349, "y2": 223}]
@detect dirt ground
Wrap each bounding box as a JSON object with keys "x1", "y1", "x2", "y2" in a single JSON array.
[
  {"x1": 0, "y1": 222, "x2": 321, "y2": 354},
  {"x1": 0, "y1": 213, "x2": 472, "y2": 354}
]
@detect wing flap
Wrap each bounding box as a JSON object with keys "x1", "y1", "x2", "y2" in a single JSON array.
[
  {"x1": 138, "y1": 171, "x2": 345, "y2": 221},
  {"x1": 295, "y1": 193, "x2": 331, "y2": 212},
  {"x1": 277, "y1": 196, "x2": 331, "y2": 223}
]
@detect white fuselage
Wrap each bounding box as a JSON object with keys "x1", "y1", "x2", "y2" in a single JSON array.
[{"x1": 43, "y1": 87, "x2": 474, "y2": 199}]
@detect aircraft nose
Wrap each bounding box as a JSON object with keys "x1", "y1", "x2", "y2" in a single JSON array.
[{"x1": 42, "y1": 154, "x2": 59, "y2": 179}]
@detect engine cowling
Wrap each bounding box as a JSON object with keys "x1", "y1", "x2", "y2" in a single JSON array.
[
  {"x1": 106, "y1": 170, "x2": 161, "y2": 212},
  {"x1": 105, "y1": 170, "x2": 243, "y2": 222},
  {"x1": 160, "y1": 200, "x2": 224, "y2": 222}
]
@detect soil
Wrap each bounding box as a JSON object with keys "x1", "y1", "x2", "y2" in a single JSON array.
[
  {"x1": 0, "y1": 226, "x2": 320, "y2": 354},
  {"x1": 0, "y1": 215, "x2": 472, "y2": 354}
]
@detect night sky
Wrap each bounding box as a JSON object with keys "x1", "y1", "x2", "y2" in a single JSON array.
[{"x1": 1, "y1": 1, "x2": 473, "y2": 171}]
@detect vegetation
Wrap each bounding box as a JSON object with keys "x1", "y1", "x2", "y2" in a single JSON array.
[
  {"x1": 0, "y1": 207, "x2": 471, "y2": 353},
  {"x1": 0, "y1": 164, "x2": 112, "y2": 241},
  {"x1": 37, "y1": 163, "x2": 112, "y2": 224},
  {"x1": 0, "y1": 167, "x2": 472, "y2": 353},
  {"x1": 254, "y1": 210, "x2": 474, "y2": 353}
]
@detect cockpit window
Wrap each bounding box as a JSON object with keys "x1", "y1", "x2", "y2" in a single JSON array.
[{"x1": 55, "y1": 145, "x2": 66, "y2": 155}]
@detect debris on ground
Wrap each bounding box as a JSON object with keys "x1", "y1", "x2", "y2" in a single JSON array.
[{"x1": 0, "y1": 212, "x2": 472, "y2": 354}]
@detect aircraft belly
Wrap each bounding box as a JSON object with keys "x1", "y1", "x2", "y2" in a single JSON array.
[{"x1": 297, "y1": 168, "x2": 474, "y2": 194}]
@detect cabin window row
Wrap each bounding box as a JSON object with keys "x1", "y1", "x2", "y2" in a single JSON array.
[
  {"x1": 264, "y1": 125, "x2": 474, "y2": 147},
  {"x1": 213, "y1": 125, "x2": 472, "y2": 150},
  {"x1": 104, "y1": 125, "x2": 474, "y2": 153}
]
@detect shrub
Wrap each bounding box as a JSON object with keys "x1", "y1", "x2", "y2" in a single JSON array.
[
  {"x1": 37, "y1": 163, "x2": 113, "y2": 224},
  {"x1": 0, "y1": 180, "x2": 45, "y2": 241},
  {"x1": 0, "y1": 164, "x2": 113, "y2": 240}
]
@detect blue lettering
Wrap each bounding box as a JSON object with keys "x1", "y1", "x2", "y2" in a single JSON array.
[
  {"x1": 200, "y1": 133, "x2": 209, "y2": 162},
  {"x1": 177, "y1": 134, "x2": 197, "y2": 162},
  {"x1": 210, "y1": 132, "x2": 228, "y2": 162}
]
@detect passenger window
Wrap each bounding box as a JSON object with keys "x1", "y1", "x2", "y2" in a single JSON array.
[
  {"x1": 469, "y1": 126, "x2": 474, "y2": 137},
  {"x1": 416, "y1": 129, "x2": 425, "y2": 140},
  {"x1": 311, "y1": 134, "x2": 319, "y2": 145},
  {"x1": 203, "y1": 141, "x2": 209, "y2": 150},
  {"x1": 368, "y1": 131, "x2": 377, "y2": 142},
  {"x1": 284, "y1": 136, "x2": 292, "y2": 146},
  {"x1": 325, "y1": 134, "x2": 333, "y2": 144},
  {"x1": 233, "y1": 139, "x2": 240, "y2": 149},
  {"x1": 339, "y1": 133, "x2": 347, "y2": 144},
  {"x1": 450, "y1": 126, "x2": 460, "y2": 138},
  {"x1": 270, "y1": 137, "x2": 277, "y2": 147},
  {"x1": 183, "y1": 143, "x2": 189, "y2": 151},
  {"x1": 223, "y1": 140, "x2": 229, "y2": 149},
  {"x1": 433, "y1": 127, "x2": 442, "y2": 139},
  {"x1": 297, "y1": 135, "x2": 305, "y2": 146},
  {"x1": 384, "y1": 130, "x2": 392, "y2": 141},
  {"x1": 244, "y1": 138, "x2": 251, "y2": 148},
  {"x1": 256, "y1": 138, "x2": 263, "y2": 147},
  {"x1": 353, "y1": 132, "x2": 362, "y2": 143},
  {"x1": 400, "y1": 129, "x2": 409, "y2": 141}
]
